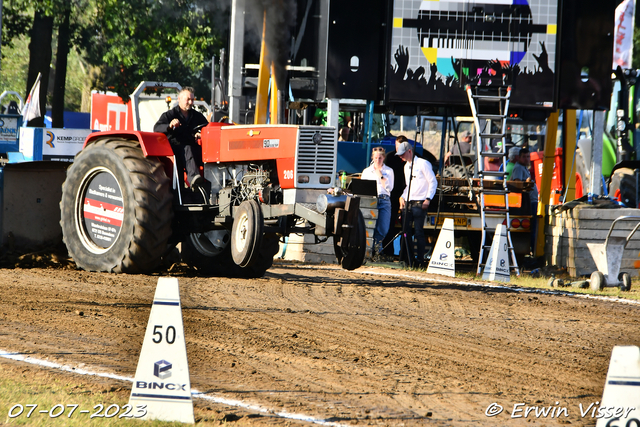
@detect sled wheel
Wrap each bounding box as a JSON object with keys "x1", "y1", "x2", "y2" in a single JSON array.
[
  {"x1": 590, "y1": 271, "x2": 605, "y2": 292},
  {"x1": 334, "y1": 210, "x2": 367, "y2": 271},
  {"x1": 231, "y1": 200, "x2": 264, "y2": 267},
  {"x1": 60, "y1": 138, "x2": 173, "y2": 273}
]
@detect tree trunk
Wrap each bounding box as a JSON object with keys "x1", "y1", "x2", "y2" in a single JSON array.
[
  {"x1": 52, "y1": 6, "x2": 71, "y2": 128},
  {"x1": 26, "y1": 10, "x2": 53, "y2": 128}
]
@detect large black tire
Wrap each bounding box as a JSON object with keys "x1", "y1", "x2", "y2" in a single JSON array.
[
  {"x1": 231, "y1": 200, "x2": 264, "y2": 267},
  {"x1": 442, "y1": 164, "x2": 472, "y2": 179},
  {"x1": 182, "y1": 231, "x2": 278, "y2": 278},
  {"x1": 181, "y1": 230, "x2": 231, "y2": 274},
  {"x1": 574, "y1": 148, "x2": 589, "y2": 199},
  {"x1": 60, "y1": 138, "x2": 173, "y2": 273},
  {"x1": 239, "y1": 233, "x2": 280, "y2": 278},
  {"x1": 334, "y1": 210, "x2": 367, "y2": 270},
  {"x1": 609, "y1": 167, "x2": 637, "y2": 208}
]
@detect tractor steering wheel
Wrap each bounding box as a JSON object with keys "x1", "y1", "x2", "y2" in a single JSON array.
[{"x1": 192, "y1": 123, "x2": 208, "y2": 135}]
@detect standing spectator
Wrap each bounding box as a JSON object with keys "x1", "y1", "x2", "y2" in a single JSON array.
[
  {"x1": 511, "y1": 147, "x2": 539, "y2": 255},
  {"x1": 361, "y1": 146, "x2": 394, "y2": 258},
  {"x1": 397, "y1": 141, "x2": 438, "y2": 268},
  {"x1": 154, "y1": 87, "x2": 209, "y2": 190},
  {"x1": 382, "y1": 135, "x2": 409, "y2": 256}
]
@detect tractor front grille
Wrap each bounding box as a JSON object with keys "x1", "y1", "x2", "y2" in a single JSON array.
[{"x1": 297, "y1": 126, "x2": 337, "y2": 177}]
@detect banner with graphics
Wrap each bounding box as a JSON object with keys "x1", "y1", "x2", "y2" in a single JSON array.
[
  {"x1": 19, "y1": 128, "x2": 91, "y2": 162},
  {"x1": 388, "y1": 0, "x2": 559, "y2": 109},
  {"x1": 0, "y1": 116, "x2": 22, "y2": 151},
  {"x1": 613, "y1": 0, "x2": 636, "y2": 69}
]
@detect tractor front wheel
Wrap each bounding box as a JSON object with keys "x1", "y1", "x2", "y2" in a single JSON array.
[{"x1": 231, "y1": 200, "x2": 264, "y2": 267}]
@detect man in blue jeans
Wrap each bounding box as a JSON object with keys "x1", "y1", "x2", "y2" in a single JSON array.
[{"x1": 397, "y1": 141, "x2": 438, "y2": 268}]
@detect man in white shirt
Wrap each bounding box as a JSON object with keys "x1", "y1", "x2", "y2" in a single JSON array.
[{"x1": 397, "y1": 141, "x2": 438, "y2": 268}]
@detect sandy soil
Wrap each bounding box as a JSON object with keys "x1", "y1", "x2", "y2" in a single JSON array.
[{"x1": 0, "y1": 259, "x2": 638, "y2": 426}]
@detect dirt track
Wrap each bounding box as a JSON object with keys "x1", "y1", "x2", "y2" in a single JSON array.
[{"x1": 0, "y1": 261, "x2": 639, "y2": 426}]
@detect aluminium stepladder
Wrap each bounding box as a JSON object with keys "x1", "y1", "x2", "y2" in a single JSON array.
[{"x1": 466, "y1": 85, "x2": 520, "y2": 276}]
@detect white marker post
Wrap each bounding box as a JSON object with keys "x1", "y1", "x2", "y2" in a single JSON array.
[
  {"x1": 427, "y1": 218, "x2": 456, "y2": 277},
  {"x1": 482, "y1": 223, "x2": 510, "y2": 282},
  {"x1": 596, "y1": 346, "x2": 640, "y2": 426},
  {"x1": 128, "y1": 277, "x2": 194, "y2": 424}
]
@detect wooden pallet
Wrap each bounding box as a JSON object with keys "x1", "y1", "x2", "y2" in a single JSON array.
[{"x1": 544, "y1": 207, "x2": 640, "y2": 277}]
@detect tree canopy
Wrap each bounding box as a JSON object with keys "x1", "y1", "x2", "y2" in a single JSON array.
[{"x1": 1, "y1": 0, "x2": 227, "y2": 113}]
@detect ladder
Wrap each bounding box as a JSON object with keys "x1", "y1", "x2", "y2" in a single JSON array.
[{"x1": 466, "y1": 85, "x2": 520, "y2": 276}]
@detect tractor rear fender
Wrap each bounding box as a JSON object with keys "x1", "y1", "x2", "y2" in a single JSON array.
[{"x1": 84, "y1": 130, "x2": 174, "y2": 157}]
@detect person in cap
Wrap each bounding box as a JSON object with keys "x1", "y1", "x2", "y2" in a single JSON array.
[
  {"x1": 396, "y1": 141, "x2": 438, "y2": 268},
  {"x1": 381, "y1": 135, "x2": 410, "y2": 257},
  {"x1": 505, "y1": 146, "x2": 521, "y2": 180}
]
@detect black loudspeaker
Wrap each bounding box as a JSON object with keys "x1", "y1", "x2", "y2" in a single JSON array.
[
  {"x1": 325, "y1": 0, "x2": 385, "y2": 100},
  {"x1": 557, "y1": 0, "x2": 616, "y2": 110}
]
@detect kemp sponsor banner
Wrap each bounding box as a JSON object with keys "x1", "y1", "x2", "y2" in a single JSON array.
[
  {"x1": 42, "y1": 129, "x2": 91, "y2": 161},
  {"x1": 19, "y1": 127, "x2": 91, "y2": 162}
]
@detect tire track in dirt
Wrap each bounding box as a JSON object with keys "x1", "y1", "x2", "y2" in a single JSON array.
[{"x1": 1, "y1": 264, "x2": 640, "y2": 425}]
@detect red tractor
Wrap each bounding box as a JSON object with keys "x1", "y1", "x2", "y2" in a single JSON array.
[{"x1": 59, "y1": 123, "x2": 366, "y2": 277}]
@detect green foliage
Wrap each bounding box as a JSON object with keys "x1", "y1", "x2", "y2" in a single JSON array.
[
  {"x1": 1, "y1": 7, "x2": 32, "y2": 48},
  {"x1": 0, "y1": 35, "x2": 30, "y2": 103},
  {"x1": 1, "y1": 0, "x2": 225, "y2": 111},
  {"x1": 82, "y1": 0, "x2": 223, "y2": 101}
]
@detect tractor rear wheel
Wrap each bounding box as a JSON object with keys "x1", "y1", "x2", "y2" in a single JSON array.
[
  {"x1": 182, "y1": 230, "x2": 278, "y2": 278},
  {"x1": 60, "y1": 138, "x2": 173, "y2": 273},
  {"x1": 181, "y1": 230, "x2": 231, "y2": 274}
]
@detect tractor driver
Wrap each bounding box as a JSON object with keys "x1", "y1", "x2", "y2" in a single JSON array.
[{"x1": 154, "y1": 87, "x2": 209, "y2": 190}]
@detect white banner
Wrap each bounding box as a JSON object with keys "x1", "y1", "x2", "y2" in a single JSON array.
[
  {"x1": 22, "y1": 73, "x2": 42, "y2": 125},
  {"x1": 613, "y1": 0, "x2": 636, "y2": 69}
]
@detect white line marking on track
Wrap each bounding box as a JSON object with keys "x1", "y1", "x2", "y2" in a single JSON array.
[
  {"x1": 0, "y1": 350, "x2": 350, "y2": 427},
  {"x1": 303, "y1": 264, "x2": 640, "y2": 306},
  {"x1": 2, "y1": 264, "x2": 635, "y2": 427}
]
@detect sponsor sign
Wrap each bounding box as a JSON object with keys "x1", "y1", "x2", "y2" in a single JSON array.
[
  {"x1": 427, "y1": 218, "x2": 456, "y2": 277},
  {"x1": 19, "y1": 127, "x2": 91, "y2": 162},
  {"x1": 82, "y1": 172, "x2": 124, "y2": 248},
  {"x1": 129, "y1": 278, "x2": 194, "y2": 424},
  {"x1": 0, "y1": 116, "x2": 21, "y2": 146}
]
